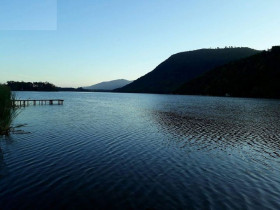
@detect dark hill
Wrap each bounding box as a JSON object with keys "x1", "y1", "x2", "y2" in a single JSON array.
[
  {"x1": 115, "y1": 48, "x2": 259, "y2": 94},
  {"x1": 174, "y1": 46, "x2": 280, "y2": 99}
]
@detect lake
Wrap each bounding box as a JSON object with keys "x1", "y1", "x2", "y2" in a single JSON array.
[{"x1": 1, "y1": 92, "x2": 280, "y2": 209}]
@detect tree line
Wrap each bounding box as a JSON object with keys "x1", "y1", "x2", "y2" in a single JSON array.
[{"x1": 6, "y1": 81, "x2": 57, "y2": 91}]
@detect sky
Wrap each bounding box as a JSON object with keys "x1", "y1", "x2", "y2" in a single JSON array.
[{"x1": 0, "y1": 0, "x2": 280, "y2": 87}]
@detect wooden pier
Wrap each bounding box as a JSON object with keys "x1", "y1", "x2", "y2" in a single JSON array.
[{"x1": 12, "y1": 99, "x2": 64, "y2": 106}]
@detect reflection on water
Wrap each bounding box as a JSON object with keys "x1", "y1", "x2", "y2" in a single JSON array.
[
  {"x1": 0, "y1": 136, "x2": 12, "y2": 179},
  {"x1": 0, "y1": 146, "x2": 4, "y2": 177},
  {"x1": 152, "y1": 109, "x2": 280, "y2": 168},
  {"x1": 0, "y1": 92, "x2": 280, "y2": 209}
]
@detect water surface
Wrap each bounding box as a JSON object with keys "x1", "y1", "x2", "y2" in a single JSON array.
[{"x1": 1, "y1": 92, "x2": 280, "y2": 209}]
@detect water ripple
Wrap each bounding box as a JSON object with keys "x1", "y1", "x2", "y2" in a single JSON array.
[{"x1": 0, "y1": 92, "x2": 280, "y2": 209}]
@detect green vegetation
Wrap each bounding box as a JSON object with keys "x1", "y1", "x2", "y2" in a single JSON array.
[
  {"x1": 115, "y1": 47, "x2": 259, "y2": 94},
  {"x1": 7, "y1": 81, "x2": 57, "y2": 91},
  {"x1": 0, "y1": 85, "x2": 17, "y2": 135},
  {"x1": 174, "y1": 46, "x2": 280, "y2": 99}
]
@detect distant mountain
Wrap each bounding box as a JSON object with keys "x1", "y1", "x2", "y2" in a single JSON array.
[
  {"x1": 115, "y1": 48, "x2": 259, "y2": 94},
  {"x1": 84, "y1": 79, "x2": 132, "y2": 90},
  {"x1": 174, "y1": 46, "x2": 280, "y2": 99}
]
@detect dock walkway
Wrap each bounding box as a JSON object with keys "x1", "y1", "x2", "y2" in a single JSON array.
[{"x1": 13, "y1": 99, "x2": 64, "y2": 106}]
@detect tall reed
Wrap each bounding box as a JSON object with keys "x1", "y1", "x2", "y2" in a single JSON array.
[{"x1": 0, "y1": 84, "x2": 17, "y2": 135}]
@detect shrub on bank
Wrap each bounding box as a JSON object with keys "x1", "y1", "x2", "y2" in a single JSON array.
[{"x1": 0, "y1": 85, "x2": 17, "y2": 135}]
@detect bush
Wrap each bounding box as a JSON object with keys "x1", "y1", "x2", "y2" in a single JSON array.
[{"x1": 0, "y1": 85, "x2": 17, "y2": 135}]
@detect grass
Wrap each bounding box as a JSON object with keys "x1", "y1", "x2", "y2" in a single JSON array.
[{"x1": 0, "y1": 84, "x2": 18, "y2": 135}]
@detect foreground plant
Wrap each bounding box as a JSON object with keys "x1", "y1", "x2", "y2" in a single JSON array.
[{"x1": 0, "y1": 84, "x2": 18, "y2": 135}]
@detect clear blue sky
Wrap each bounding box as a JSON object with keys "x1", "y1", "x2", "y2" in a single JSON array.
[{"x1": 0, "y1": 0, "x2": 279, "y2": 87}]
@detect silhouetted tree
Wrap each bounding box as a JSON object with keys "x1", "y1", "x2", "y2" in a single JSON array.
[{"x1": 7, "y1": 81, "x2": 57, "y2": 91}]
